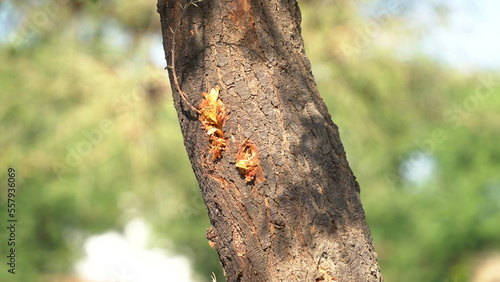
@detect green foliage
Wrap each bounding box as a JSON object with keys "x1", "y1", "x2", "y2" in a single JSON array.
[
  {"x1": 0, "y1": 0, "x2": 499, "y2": 281},
  {"x1": 0, "y1": 1, "x2": 221, "y2": 281},
  {"x1": 301, "y1": 1, "x2": 500, "y2": 281}
]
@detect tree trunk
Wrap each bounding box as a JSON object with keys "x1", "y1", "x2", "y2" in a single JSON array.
[{"x1": 157, "y1": 0, "x2": 383, "y2": 281}]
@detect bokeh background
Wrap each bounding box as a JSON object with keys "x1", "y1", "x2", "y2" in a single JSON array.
[{"x1": 1, "y1": 0, "x2": 499, "y2": 281}]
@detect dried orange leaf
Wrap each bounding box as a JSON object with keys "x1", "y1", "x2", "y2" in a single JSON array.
[
  {"x1": 199, "y1": 85, "x2": 227, "y2": 161},
  {"x1": 235, "y1": 142, "x2": 259, "y2": 182},
  {"x1": 200, "y1": 86, "x2": 222, "y2": 127},
  {"x1": 206, "y1": 127, "x2": 219, "y2": 135}
]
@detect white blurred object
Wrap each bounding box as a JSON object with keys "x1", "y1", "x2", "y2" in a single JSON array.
[
  {"x1": 76, "y1": 218, "x2": 194, "y2": 282},
  {"x1": 472, "y1": 253, "x2": 500, "y2": 282}
]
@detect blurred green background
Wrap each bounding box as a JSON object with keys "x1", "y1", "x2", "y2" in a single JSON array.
[{"x1": 1, "y1": 0, "x2": 499, "y2": 281}]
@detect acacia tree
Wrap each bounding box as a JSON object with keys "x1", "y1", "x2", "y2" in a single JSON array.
[{"x1": 157, "y1": 0, "x2": 383, "y2": 280}]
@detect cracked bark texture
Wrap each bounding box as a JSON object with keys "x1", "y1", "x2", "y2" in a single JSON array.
[{"x1": 157, "y1": 0, "x2": 383, "y2": 281}]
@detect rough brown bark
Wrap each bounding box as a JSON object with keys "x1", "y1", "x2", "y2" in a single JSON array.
[{"x1": 157, "y1": 0, "x2": 383, "y2": 281}]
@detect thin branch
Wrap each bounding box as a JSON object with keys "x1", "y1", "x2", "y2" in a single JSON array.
[{"x1": 168, "y1": 0, "x2": 204, "y2": 114}]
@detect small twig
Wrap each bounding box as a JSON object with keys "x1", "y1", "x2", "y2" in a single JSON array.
[
  {"x1": 210, "y1": 272, "x2": 217, "y2": 282},
  {"x1": 168, "y1": 0, "x2": 203, "y2": 114}
]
